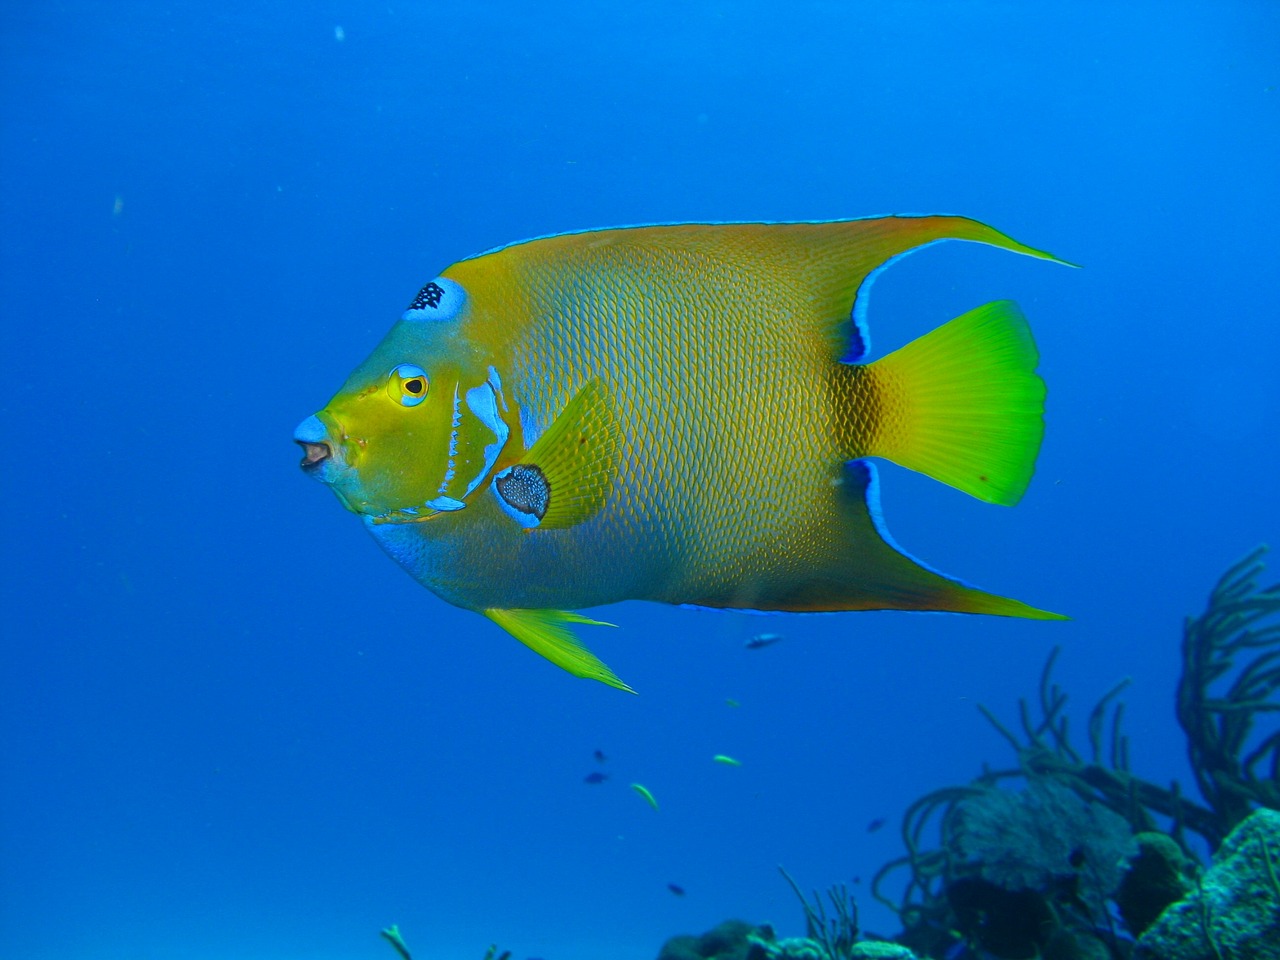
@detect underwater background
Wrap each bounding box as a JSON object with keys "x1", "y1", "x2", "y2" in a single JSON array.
[{"x1": 2, "y1": 2, "x2": 1278, "y2": 959}]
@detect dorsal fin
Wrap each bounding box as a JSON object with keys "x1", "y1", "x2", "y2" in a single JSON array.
[
  {"x1": 452, "y1": 216, "x2": 1070, "y2": 363},
  {"x1": 738, "y1": 215, "x2": 1072, "y2": 362}
]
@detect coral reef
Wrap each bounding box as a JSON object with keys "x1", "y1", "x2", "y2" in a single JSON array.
[
  {"x1": 657, "y1": 920, "x2": 770, "y2": 960},
  {"x1": 658, "y1": 879, "x2": 918, "y2": 960},
  {"x1": 1116, "y1": 832, "x2": 1196, "y2": 937},
  {"x1": 778, "y1": 867, "x2": 860, "y2": 959},
  {"x1": 1134, "y1": 808, "x2": 1280, "y2": 960},
  {"x1": 1177, "y1": 550, "x2": 1280, "y2": 846},
  {"x1": 745, "y1": 934, "x2": 829, "y2": 960},
  {"x1": 746, "y1": 932, "x2": 918, "y2": 960},
  {"x1": 869, "y1": 546, "x2": 1280, "y2": 958},
  {"x1": 950, "y1": 776, "x2": 1137, "y2": 914}
]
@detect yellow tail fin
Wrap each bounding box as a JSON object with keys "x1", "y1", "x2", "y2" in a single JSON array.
[{"x1": 865, "y1": 300, "x2": 1045, "y2": 505}]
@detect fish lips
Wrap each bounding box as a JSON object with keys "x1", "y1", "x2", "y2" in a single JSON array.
[
  {"x1": 299, "y1": 440, "x2": 330, "y2": 467},
  {"x1": 293, "y1": 413, "x2": 342, "y2": 481}
]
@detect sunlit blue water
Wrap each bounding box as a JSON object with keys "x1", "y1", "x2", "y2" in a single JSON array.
[{"x1": 3, "y1": 3, "x2": 1277, "y2": 958}]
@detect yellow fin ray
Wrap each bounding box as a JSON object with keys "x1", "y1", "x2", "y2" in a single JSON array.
[
  {"x1": 864, "y1": 300, "x2": 1045, "y2": 506},
  {"x1": 484, "y1": 608, "x2": 633, "y2": 692},
  {"x1": 519, "y1": 379, "x2": 622, "y2": 530}
]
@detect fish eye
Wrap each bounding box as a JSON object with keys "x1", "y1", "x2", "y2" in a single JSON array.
[
  {"x1": 402, "y1": 276, "x2": 466, "y2": 323},
  {"x1": 387, "y1": 363, "x2": 429, "y2": 407}
]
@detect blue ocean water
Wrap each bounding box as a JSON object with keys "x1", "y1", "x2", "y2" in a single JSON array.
[{"x1": 2, "y1": 3, "x2": 1277, "y2": 958}]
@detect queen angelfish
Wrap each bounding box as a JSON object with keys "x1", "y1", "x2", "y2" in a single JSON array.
[{"x1": 294, "y1": 216, "x2": 1070, "y2": 692}]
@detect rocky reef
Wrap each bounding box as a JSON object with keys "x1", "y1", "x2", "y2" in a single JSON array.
[
  {"x1": 656, "y1": 919, "x2": 921, "y2": 960},
  {"x1": 1134, "y1": 808, "x2": 1280, "y2": 960},
  {"x1": 652, "y1": 548, "x2": 1278, "y2": 960},
  {"x1": 865, "y1": 547, "x2": 1280, "y2": 959}
]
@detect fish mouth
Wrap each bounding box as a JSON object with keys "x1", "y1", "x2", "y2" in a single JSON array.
[
  {"x1": 293, "y1": 413, "x2": 343, "y2": 478},
  {"x1": 298, "y1": 440, "x2": 332, "y2": 470}
]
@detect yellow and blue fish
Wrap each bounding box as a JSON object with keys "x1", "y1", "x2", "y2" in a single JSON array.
[{"x1": 294, "y1": 216, "x2": 1068, "y2": 691}]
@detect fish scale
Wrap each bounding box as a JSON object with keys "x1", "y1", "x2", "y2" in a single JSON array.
[{"x1": 494, "y1": 238, "x2": 835, "y2": 605}]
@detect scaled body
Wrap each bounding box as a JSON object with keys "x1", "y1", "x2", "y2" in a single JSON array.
[{"x1": 295, "y1": 216, "x2": 1068, "y2": 689}]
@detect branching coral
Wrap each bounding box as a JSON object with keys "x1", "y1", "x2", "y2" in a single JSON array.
[
  {"x1": 1176, "y1": 546, "x2": 1280, "y2": 846},
  {"x1": 871, "y1": 546, "x2": 1280, "y2": 958},
  {"x1": 779, "y1": 867, "x2": 860, "y2": 960}
]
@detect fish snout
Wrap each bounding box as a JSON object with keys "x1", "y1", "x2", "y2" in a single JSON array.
[{"x1": 294, "y1": 414, "x2": 335, "y2": 473}]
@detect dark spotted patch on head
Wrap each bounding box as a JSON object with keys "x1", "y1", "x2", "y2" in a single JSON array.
[
  {"x1": 494, "y1": 464, "x2": 550, "y2": 521},
  {"x1": 408, "y1": 281, "x2": 445, "y2": 312}
]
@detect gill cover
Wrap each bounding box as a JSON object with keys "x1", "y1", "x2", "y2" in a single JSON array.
[{"x1": 313, "y1": 273, "x2": 518, "y2": 523}]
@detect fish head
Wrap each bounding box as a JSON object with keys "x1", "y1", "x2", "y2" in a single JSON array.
[{"x1": 294, "y1": 276, "x2": 514, "y2": 526}]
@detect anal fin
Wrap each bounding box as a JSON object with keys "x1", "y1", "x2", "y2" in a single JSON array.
[
  {"x1": 702, "y1": 461, "x2": 1066, "y2": 619},
  {"x1": 825, "y1": 460, "x2": 1065, "y2": 618}
]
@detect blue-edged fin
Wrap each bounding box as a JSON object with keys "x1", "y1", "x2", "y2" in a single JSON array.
[
  {"x1": 690, "y1": 461, "x2": 1065, "y2": 618},
  {"x1": 484, "y1": 608, "x2": 634, "y2": 692},
  {"x1": 495, "y1": 379, "x2": 621, "y2": 530},
  {"x1": 742, "y1": 215, "x2": 1074, "y2": 362},
  {"x1": 863, "y1": 300, "x2": 1045, "y2": 506},
  {"x1": 832, "y1": 461, "x2": 1066, "y2": 618}
]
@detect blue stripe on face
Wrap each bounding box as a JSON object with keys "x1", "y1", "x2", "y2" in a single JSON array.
[
  {"x1": 462, "y1": 381, "x2": 509, "y2": 498},
  {"x1": 487, "y1": 366, "x2": 508, "y2": 411},
  {"x1": 438, "y1": 384, "x2": 461, "y2": 495},
  {"x1": 424, "y1": 496, "x2": 466, "y2": 512}
]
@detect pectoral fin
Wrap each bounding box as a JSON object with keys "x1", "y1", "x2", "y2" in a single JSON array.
[
  {"x1": 493, "y1": 379, "x2": 622, "y2": 530},
  {"x1": 484, "y1": 608, "x2": 634, "y2": 693}
]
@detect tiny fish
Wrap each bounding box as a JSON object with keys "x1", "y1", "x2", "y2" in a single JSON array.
[
  {"x1": 583, "y1": 771, "x2": 608, "y2": 785},
  {"x1": 295, "y1": 217, "x2": 1069, "y2": 691},
  {"x1": 725, "y1": 698, "x2": 741, "y2": 708},
  {"x1": 667, "y1": 883, "x2": 686, "y2": 897},
  {"x1": 380, "y1": 925, "x2": 411, "y2": 960},
  {"x1": 867, "y1": 817, "x2": 886, "y2": 833},
  {"x1": 593, "y1": 749, "x2": 607, "y2": 764},
  {"x1": 713, "y1": 754, "x2": 742, "y2": 766},
  {"x1": 744, "y1": 632, "x2": 783, "y2": 650},
  {"x1": 631, "y1": 783, "x2": 659, "y2": 810}
]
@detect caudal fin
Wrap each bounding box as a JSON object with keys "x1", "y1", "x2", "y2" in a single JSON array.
[{"x1": 862, "y1": 300, "x2": 1045, "y2": 505}]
